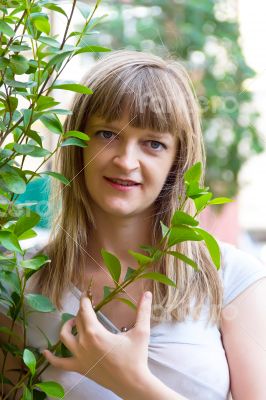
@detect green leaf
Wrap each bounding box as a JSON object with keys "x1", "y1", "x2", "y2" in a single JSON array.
[
  {"x1": 101, "y1": 249, "x2": 121, "y2": 284},
  {"x1": 137, "y1": 272, "x2": 176, "y2": 287},
  {"x1": 18, "y1": 229, "x2": 37, "y2": 240},
  {"x1": 123, "y1": 266, "x2": 136, "y2": 282},
  {"x1": 43, "y1": 3, "x2": 67, "y2": 17},
  {"x1": 32, "y1": 16, "x2": 50, "y2": 35},
  {"x1": 13, "y1": 143, "x2": 36, "y2": 155},
  {"x1": 21, "y1": 255, "x2": 49, "y2": 270},
  {"x1": 0, "y1": 231, "x2": 22, "y2": 253},
  {"x1": 103, "y1": 285, "x2": 112, "y2": 299},
  {"x1": 29, "y1": 147, "x2": 50, "y2": 157},
  {"x1": 208, "y1": 197, "x2": 233, "y2": 205},
  {"x1": 168, "y1": 226, "x2": 202, "y2": 247},
  {"x1": 128, "y1": 250, "x2": 153, "y2": 266},
  {"x1": 25, "y1": 294, "x2": 56, "y2": 312},
  {"x1": 23, "y1": 349, "x2": 36, "y2": 376},
  {"x1": 52, "y1": 83, "x2": 93, "y2": 94},
  {"x1": 10, "y1": 55, "x2": 29, "y2": 75},
  {"x1": 0, "y1": 164, "x2": 26, "y2": 194},
  {"x1": 6, "y1": 96, "x2": 18, "y2": 112},
  {"x1": 194, "y1": 228, "x2": 221, "y2": 269},
  {"x1": 160, "y1": 221, "x2": 169, "y2": 238},
  {"x1": 10, "y1": 44, "x2": 31, "y2": 52},
  {"x1": 5, "y1": 79, "x2": 37, "y2": 88},
  {"x1": 171, "y1": 210, "x2": 199, "y2": 227},
  {"x1": 38, "y1": 36, "x2": 60, "y2": 48},
  {"x1": 14, "y1": 210, "x2": 40, "y2": 236},
  {"x1": 166, "y1": 251, "x2": 198, "y2": 270},
  {"x1": 0, "y1": 271, "x2": 20, "y2": 293},
  {"x1": 77, "y1": 1, "x2": 91, "y2": 19},
  {"x1": 41, "y1": 171, "x2": 70, "y2": 185},
  {"x1": 25, "y1": 130, "x2": 42, "y2": 147},
  {"x1": 184, "y1": 162, "x2": 202, "y2": 184},
  {"x1": 61, "y1": 313, "x2": 75, "y2": 324},
  {"x1": 34, "y1": 382, "x2": 64, "y2": 398},
  {"x1": 45, "y1": 50, "x2": 72, "y2": 70},
  {"x1": 61, "y1": 137, "x2": 88, "y2": 148},
  {"x1": 36, "y1": 95, "x2": 60, "y2": 111},
  {"x1": 0, "y1": 20, "x2": 15, "y2": 37},
  {"x1": 186, "y1": 181, "x2": 209, "y2": 199},
  {"x1": 40, "y1": 114, "x2": 63, "y2": 134},
  {"x1": 64, "y1": 130, "x2": 90, "y2": 141},
  {"x1": 113, "y1": 297, "x2": 136, "y2": 310},
  {"x1": 32, "y1": 389, "x2": 46, "y2": 400},
  {"x1": 74, "y1": 45, "x2": 111, "y2": 55},
  {"x1": 22, "y1": 385, "x2": 32, "y2": 400},
  {"x1": 194, "y1": 193, "x2": 213, "y2": 212}
]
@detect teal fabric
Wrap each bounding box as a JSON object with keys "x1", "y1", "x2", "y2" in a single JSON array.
[{"x1": 17, "y1": 176, "x2": 50, "y2": 228}]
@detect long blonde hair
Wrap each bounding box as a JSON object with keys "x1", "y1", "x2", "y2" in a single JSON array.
[{"x1": 35, "y1": 50, "x2": 222, "y2": 322}]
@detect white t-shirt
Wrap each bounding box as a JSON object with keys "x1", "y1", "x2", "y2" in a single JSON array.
[{"x1": 4, "y1": 243, "x2": 266, "y2": 399}]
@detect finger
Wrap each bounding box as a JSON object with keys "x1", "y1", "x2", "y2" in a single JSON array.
[
  {"x1": 60, "y1": 318, "x2": 79, "y2": 354},
  {"x1": 43, "y1": 349, "x2": 77, "y2": 371},
  {"x1": 77, "y1": 295, "x2": 100, "y2": 331},
  {"x1": 133, "y1": 291, "x2": 152, "y2": 335}
]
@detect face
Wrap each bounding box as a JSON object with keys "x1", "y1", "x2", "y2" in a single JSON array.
[{"x1": 83, "y1": 112, "x2": 177, "y2": 219}]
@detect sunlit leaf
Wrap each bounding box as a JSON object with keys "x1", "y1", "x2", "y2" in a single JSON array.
[
  {"x1": 64, "y1": 130, "x2": 90, "y2": 141},
  {"x1": 34, "y1": 382, "x2": 64, "y2": 398},
  {"x1": 194, "y1": 228, "x2": 221, "y2": 269},
  {"x1": 171, "y1": 210, "x2": 199, "y2": 227},
  {"x1": 52, "y1": 83, "x2": 93, "y2": 94},
  {"x1": 184, "y1": 162, "x2": 202, "y2": 184},
  {"x1": 168, "y1": 226, "x2": 202, "y2": 247},
  {"x1": 137, "y1": 272, "x2": 176, "y2": 287},
  {"x1": 74, "y1": 45, "x2": 111, "y2": 55},
  {"x1": 23, "y1": 349, "x2": 36, "y2": 376}
]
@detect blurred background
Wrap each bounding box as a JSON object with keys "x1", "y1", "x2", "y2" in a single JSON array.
[{"x1": 21, "y1": 0, "x2": 266, "y2": 262}]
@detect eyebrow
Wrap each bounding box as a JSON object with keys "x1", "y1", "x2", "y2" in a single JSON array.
[{"x1": 88, "y1": 123, "x2": 174, "y2": 137}]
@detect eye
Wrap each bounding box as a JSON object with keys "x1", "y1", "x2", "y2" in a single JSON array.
[
  {"x1": 95, "y1": 130, "x2": 116, "y2": 140},
  {"x1": 146, "y1": 140, "x2": 167, "y2": 151}
]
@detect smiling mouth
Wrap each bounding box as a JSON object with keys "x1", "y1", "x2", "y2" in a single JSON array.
[{"x1": 104, "y1": 177, "x2": 141, "y2": 187}]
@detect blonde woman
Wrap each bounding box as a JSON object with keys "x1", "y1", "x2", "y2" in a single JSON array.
[{"x1": 27, "y1": 51, "x2": 266, "y2": 399}]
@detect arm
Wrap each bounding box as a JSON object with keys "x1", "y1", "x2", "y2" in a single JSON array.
[
  {"x1": 121, "y1": 371, "x2": 188, "y2": 400},
  {"x1": 221, "y1": 277, "x2": 266, "y2": 400}
]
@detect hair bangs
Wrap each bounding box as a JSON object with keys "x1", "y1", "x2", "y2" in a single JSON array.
[{"x1": 86, "y1": 65, "x2": 187, "y2": 137}]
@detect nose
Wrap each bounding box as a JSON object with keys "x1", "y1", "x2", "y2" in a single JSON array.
[{"x1": 112, "y1": 142, "x2": 140, "y2": 172}]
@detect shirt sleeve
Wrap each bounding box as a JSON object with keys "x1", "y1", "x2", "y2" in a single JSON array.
[{"x1": 219, "y1": 241, "x2": 266, "y2": 307}]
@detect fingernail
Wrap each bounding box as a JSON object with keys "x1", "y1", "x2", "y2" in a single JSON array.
[{"x1": 145, "y1": 291, "x2": 152, "y2": 300}]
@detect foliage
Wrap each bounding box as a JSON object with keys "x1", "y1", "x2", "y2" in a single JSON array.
[
  {"x1": 0, "y1": 1, "x2": 231, "y2": 399},
  {"x1": 87, "y1": 0, "x2": 264, "y2": 197}
]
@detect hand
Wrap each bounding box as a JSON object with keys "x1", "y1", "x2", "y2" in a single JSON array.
[{"x1": 43, "y1": 291, "x2": 153, "y2": 397}]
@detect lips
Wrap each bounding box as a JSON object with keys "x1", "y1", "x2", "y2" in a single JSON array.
[{"x1": 104, "y1": 177, "x2": 141, "y2": 186}]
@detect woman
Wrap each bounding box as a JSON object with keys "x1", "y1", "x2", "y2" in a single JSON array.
[{"x1": 28, "y1": 50, "x2": 266, "y2": 399}]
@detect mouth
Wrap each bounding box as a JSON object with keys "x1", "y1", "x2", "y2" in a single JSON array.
[{"x1": 104, "y1": 177, "x2": 141, "y2": 187}]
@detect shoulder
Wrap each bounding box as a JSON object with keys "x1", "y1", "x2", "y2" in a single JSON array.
[{"x1": 219, "y1": 241, "x2": 266, "y2": 307}]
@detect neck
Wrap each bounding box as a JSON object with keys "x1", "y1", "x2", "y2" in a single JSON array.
[{"x1": 87, "y1": 207, "x2": 154, "y2": 272}]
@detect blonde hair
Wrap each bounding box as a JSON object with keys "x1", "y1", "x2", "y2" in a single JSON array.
[{"x1": 35, "y1": 50, "x2": 222, "y2": 322}]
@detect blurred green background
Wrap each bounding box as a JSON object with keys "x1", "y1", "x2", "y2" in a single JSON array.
[{"x1": 76, "y1": 0, "x2": 264, "y2": 198}]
